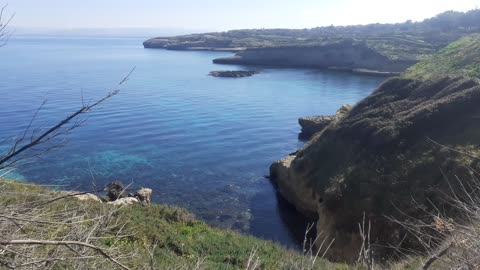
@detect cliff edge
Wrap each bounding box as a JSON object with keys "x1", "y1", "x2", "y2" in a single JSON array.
[
  {"x1": 213, "y1": 41, "x2": 413, "y2": 73},
  {"x1": 270, "y1": 34, "x2": 480, "y2": 262}
]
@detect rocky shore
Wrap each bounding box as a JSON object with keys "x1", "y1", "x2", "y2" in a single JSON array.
[
  {"x1": 270, "y1": 35, "x2": 480, "y2": 262},
  {"x1": 272, "y1": 75, "x2": 480, "y2": 261},
  {"x1": 212, "y1": 42, "x2": 415, "y2": 74},
  {"x1": 63, "y1": 181, "x2": 152, "y2": 206},
  {"x1": 144, "y1": 10, "x2": 480, "y2": 77}
]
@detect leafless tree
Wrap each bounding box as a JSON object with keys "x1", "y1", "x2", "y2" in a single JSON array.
[
  {"x1": 0, "y1": 4, "x2": 14, "y2": 47},
  {"x1": 0, "y1": 8, "x2": 142, "y2": 268},
  {"x1": 0, "y1": 3, "x2": 135, "y2": 172},
  {"x1": 0, "y1": 67, "x2": 135, "y2": 172}
]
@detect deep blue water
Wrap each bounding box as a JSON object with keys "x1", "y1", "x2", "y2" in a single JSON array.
[{"x1": 0, "y1": 36, "x2": 385, "y2": 248}]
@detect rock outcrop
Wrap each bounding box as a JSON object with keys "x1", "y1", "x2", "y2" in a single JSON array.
[
  {"x1": 213, "y1": 41, "x2": 415, "y2": 73},
  {"x1": 66, "y1": 182, "x2": 153, "y2": 206},
  {"x1": 298, "y1": 105, "x2": 352, "y2": 138},
  {"x1": 209, "y1": 70, "x2": 259, "y2": 78},
  {"x1": 135, "y1": 188, "x2": 152, "y2": 205},
  {"x1": 270, "y1": 35, "x2": 480, "y2": 261},
  {"x1": 107, "y1": 197, "x2": 139, "y2": 206},
  {"x1": 271, "y1": 75, "x2": 480, "y2": 261},
  {"x1": 64, "y1": 192, "x2": 102, "y2": 202},
  {"x1": 143, "y1": 35, "x2": 242, "y2": 52},
  {"x1": 105, "y1": 181, "x2": 128, "y2": 201}
]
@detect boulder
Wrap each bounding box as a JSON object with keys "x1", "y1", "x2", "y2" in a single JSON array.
[
  {"x1": 64, "y1": 192, "x2": 102, "y2": 203},
  {"x1": 135, "y1": 188, "x2": 152, "y2": 205},
  {"x1": 105, "y1": 181, "x2": 127, "y2": 201},
  {"x1": 107, "y1": 197, "x2": 139, "y2": 206}
]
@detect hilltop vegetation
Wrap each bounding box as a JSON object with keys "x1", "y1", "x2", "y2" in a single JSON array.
[
  {"x1": 270, "y1": 34, "x2": 480, "y2": 266},
  {"x1": 403, "y1": 34, "x2": 480, "y2": 80},
  {"x1": 144, "y1": 9, "x2": 480, "y2": 62}
]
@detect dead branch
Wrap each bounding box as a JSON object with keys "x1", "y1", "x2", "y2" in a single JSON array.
[
  {"x1": 0, "y1": 240, "x2": 131, "y2": 270},
  {"x1": 0, "y1": 4, "x2": 15, "y2": 47},
  {"x1": 427, "y1": 137, "x2": 479, "y2": 160},
  {"x1": 422, "y1": 241, "x2": 453, "y2": 270},
  {"x1": 357, "y1": 212, "x2": 374, "y2": 270},
  {"x1": 0, "y1": 67, "x2": 135, "y2": 171}
]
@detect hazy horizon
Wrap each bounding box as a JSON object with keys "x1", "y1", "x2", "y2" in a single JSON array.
[{"x1": 5, "y1": 0, "x2": 479, "y2": 37}]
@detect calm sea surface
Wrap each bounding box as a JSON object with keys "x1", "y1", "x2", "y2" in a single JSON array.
[{"x1": 0, "y1": 36, "x2": 385, "y2": 248}]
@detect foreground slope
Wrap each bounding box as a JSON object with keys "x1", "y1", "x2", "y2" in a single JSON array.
[
  {"x1": 270, "y1": 34, "x2": 480, "y2": 262},
  {"x1": 0, "y1": 179, "x2": 349, "y2": 270}
]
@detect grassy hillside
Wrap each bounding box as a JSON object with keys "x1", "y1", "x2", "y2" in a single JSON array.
[
  {"x1": 403, "y1": 34, "x2": 480, "y2": 80},
  {"x1": 0, "y1": 179, "x2": 351, "y2": 270}
]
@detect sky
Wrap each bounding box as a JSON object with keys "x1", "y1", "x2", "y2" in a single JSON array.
[{"x1": 5, "y1": 0, "x2": 480, "y2": 36}]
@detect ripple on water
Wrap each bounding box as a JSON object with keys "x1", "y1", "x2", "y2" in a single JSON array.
[{"x1": 0, "y1": 36, "x2": 385, "y2": 248}]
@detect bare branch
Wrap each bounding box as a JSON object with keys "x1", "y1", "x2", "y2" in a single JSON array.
[
  {"x1": 0, "y1": 240, "x2": 132, "y2": 270},
  {"x1": 0, "y1": 4, "x2": 15, "y2": 47},
  {"x1": 0, "y1": 67, "x2": 135, "y2": 171}
]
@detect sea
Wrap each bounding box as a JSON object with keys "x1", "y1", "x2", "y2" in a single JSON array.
[{"x1": 0, "y1": 36, "x2": 385, "y2": 248}]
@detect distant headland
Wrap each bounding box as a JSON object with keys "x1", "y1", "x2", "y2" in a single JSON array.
[{"x1": 143, "y1": 9, "x2": 480, "y2": 74}]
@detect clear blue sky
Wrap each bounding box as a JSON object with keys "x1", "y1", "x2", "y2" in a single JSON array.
[{"x1": 7, "y1": 0, "x2": 480, "y2": 31}]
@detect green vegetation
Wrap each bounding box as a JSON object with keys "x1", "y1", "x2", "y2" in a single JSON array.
[
  {"x1": 0, "y1": 179, "x2": 350, "y2": 269},
  {"x1": 403, "y1": 34, "x2": 480, "y2": 80},
  {"x1": 145, "y1": 9, "x2": 480, "y2": 62},
  {"x1": 270, "y1": 32, "x2": 480, "y2": 265}
]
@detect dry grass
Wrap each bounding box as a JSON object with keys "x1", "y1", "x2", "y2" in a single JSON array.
[
  {"x1": 0, "y1": 179, "x2": 351, "y2": 270},
  {"x1": 388, "y1": 165, "x2": 480, "y2": 270}
]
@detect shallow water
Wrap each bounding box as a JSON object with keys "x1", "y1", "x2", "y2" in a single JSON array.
[{"x1": 0, "y1": 36, "x2": 385, "y2": 248}]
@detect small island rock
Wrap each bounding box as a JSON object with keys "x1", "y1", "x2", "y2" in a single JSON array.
[{"x1": 209, "y1": 70, "x2": 259, "y2": 78}]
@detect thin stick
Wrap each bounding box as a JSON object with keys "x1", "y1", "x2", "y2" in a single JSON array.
[{"x1": 0, "y1": 240, "x2": 131, "y2": 270}]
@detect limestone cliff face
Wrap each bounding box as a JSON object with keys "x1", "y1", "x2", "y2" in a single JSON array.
[
  {"x1": 214, "y1": 42, "x2": 415, "y2": 73},
  {"x1": 270, "y1": 76, "x2": 480, "y2": 261}
]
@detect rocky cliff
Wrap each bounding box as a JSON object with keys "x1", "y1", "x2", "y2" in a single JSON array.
[
  {"x1": 299, "y1": 105, "x2": 352, "y2": 139},
  {"x1": 144, "y1": 10, "x2": 480, "y2": 74},
  {"x1": 213, "y1": 42, "x2": 414, "y2": 73},
  {"x1": 270, "y1": 34, "x2": 480, "y2": 262}
]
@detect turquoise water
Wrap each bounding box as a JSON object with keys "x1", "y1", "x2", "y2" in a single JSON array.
[{"x1": 0, "y1": 36, "x2": 385, "y2": 247}]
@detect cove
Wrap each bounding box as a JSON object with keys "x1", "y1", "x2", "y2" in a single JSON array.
[{"x1": 0, "y1": 36, "x2": 385, "y2": 248}]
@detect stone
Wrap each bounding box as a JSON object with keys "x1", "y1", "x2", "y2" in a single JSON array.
[
  {"x1": 135, "y1": 188, "x2": 152, "y2": 205},
  {"x1": 107, "y1": 197, "x2": 139, "y2": 206},
  {"x1": 105, "y1": 181, "x2": 127, "y2": 201},
  {"x1": 64, "y1": 192, "x2": 102, "y2": 203},
  {"x1": 208, "y1": 70, "x2": 259, "y2": 78}
]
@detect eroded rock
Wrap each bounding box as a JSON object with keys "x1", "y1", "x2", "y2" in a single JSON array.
[
  {"x1": 298, "y1": 104, "x2": 352, "y2": 138},
  {"x1": 135, "y1": 188, "x2": 152, "y2": 205},
  {"x1": 64, "y1": 192, "x2": 102, "y2": 203},
  {"x1": 270, "y1": 76, "x2": 480, "y2": 261},
  {"x1": 107, "y1": 197, "x2": 139, "y2": 206},
  {"x1": 105, "y1": 181, "x2": 128, "y2": 201}
]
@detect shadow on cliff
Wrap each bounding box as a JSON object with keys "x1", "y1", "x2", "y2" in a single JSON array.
[{"x1": 248, "y1": 179, "x2": 316, "y2": 250}]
